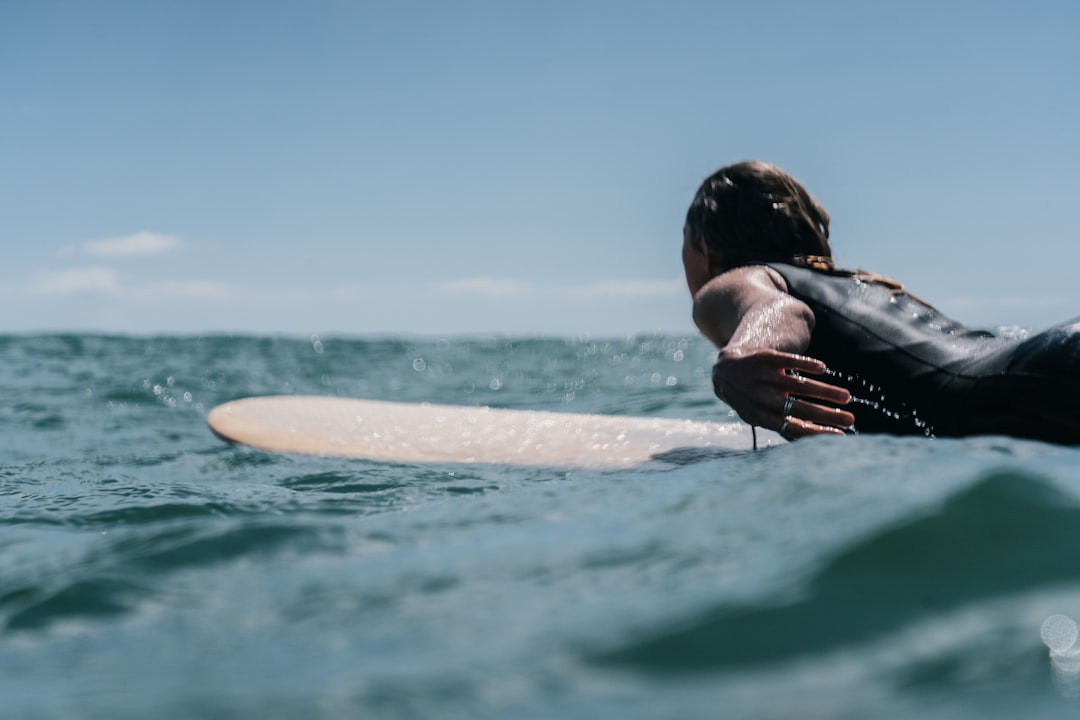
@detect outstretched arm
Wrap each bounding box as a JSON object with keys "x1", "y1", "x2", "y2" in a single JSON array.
[{"x1": 693, "y1": 266, "x2": 854, "y2": 438}]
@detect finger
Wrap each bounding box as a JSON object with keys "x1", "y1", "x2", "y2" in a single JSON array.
[
  {"x1": 775, "y1": 375, "x2": 851, "y2": 405},
  {"x1": 785, "y1": 397, "x2": 855, "y2": 430},
  {"x1": 781, "y1": 416, "x2": 849, "y2": 439},
  {"x1": 755, "y1": 351, "x2": 828, "y2": 375},
  {"x1": 740, "y1": 351, "x2": 851, "y2": 404},
  {"x1": 780, "y1": 354, "x2": 830, "y2": 376}
]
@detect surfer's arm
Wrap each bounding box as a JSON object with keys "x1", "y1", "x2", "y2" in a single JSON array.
[{"x1": 692, "y1": 266, "x2": 854, "y2": 438}]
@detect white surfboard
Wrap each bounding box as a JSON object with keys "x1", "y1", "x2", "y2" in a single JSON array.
[{"x1": 206, "y1": 396, "x2": 782, "y2": 469}]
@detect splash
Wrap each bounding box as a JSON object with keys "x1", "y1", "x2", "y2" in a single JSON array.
[{"x1": 823, "y1": 367, "x2": 935, "y2": 436}]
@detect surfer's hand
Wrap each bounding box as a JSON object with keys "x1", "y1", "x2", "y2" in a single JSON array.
[{"x1": 712, "y1": 348, "x2": 854, "y2": 439}]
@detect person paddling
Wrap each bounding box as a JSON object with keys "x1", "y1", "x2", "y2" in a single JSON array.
[{"x1": 683, "y1": 160, "x2": 1080, "y2": 444}]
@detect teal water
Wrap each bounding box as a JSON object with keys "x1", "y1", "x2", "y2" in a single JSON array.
[{"x1": 3, "y1": 333, "x2": 1080, "y2": 719}]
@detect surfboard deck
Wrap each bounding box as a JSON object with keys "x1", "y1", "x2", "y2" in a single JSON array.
[{"x1": 206, "y1": 396, "x2": 782, "y2": 469}]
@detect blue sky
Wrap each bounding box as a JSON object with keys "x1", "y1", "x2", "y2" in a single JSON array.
[{"x1": 3, "y1": 1, "x2": 1078, "y2": 336}]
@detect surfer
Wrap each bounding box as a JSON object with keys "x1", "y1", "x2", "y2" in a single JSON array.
[{"x1": 683, "y1": 160, "x2": 1080, "y2": 444}]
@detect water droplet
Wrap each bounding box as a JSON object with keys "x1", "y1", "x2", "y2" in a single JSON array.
[
  {"x1": 412, "y1": 358, "x2": 427, "y2": 372},
  {"x1": 489, "y1": 378, "x2": 503, "y2": 391}
]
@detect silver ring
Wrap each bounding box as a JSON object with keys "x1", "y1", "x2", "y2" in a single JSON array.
[
  {"x1": 778, "y1": 419, "x2": 790, "y2": 439},
  {"x1": 783, "y1": 395, "x2": 795, "y2": 416}
]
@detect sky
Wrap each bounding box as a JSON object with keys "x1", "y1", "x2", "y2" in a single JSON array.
[{"x1": 3, "y1": 0, "x2": 1078, "y2": 337}]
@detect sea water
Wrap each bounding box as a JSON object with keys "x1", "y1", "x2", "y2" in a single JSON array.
[{"x1": 3, "y1": 333, "x2": 1080, "y2": 719}]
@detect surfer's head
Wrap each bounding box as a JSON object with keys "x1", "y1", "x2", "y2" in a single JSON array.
[{"x1": 683, "y1": 161, "x2": 833, "y2": 278}]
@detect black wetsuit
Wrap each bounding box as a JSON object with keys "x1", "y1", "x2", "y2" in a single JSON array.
[{"x1": 764, "y1": 262, "x2": 1080, "y2": 444}]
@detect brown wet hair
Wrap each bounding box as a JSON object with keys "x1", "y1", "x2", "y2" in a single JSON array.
[
  {"x1": 686, "y1": 160, "x2": 932, "y2": 304},
  {"x1": 685, "y1": 160, "x2": 833, "y2": 271}
]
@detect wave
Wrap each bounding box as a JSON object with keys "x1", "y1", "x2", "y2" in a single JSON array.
[
  {"x1": 593, "y1": 470, "x2": 1080, "y2": 672},
  {"x1": 1, "y1": 521, "x2": 337, "y2": 632}
]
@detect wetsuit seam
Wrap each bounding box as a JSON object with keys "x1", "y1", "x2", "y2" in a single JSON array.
[{"x1": 811, "y1": 305, "x2": 987, "y2": 382}]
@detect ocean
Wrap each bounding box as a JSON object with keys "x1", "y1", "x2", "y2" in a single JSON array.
[{"x1": 3, "y1": 333, "x2": 1080, "y2": 719}]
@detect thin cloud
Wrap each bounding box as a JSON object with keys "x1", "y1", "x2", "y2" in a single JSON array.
[
  {"x1": 247, "y1": 287, "x2": 314, "y2": 307},
  {"x1": 131, "y1": 280, "x2": 301, "y2": 305},
  {"x1": 144, "y1": 280, "x2": 233, "y2": 301},
  {"x1": 566, "y1": 278, "x2": 684, "y2": 299},
  {"x1": 78, "y1": 231, "x2": 181, "y2": 258},
  {"x1": 435, "y1": 276, "x2": 683, "y2": 300},
  {"x1": 31, "y1": 266, "x2": 119, "y2": 295},
  {"x1": 331, "y1": 285, "x2": 371, "y2": 302},
  {"x1": 29, "y1": 267, "x2": 235, "y2": 302},
  {"x1": 436, "y1": 278, "x2": 534, "y2": 297},
  {"x1": 947, "y1": 294, "x2": 1072, "y2": 311}
]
